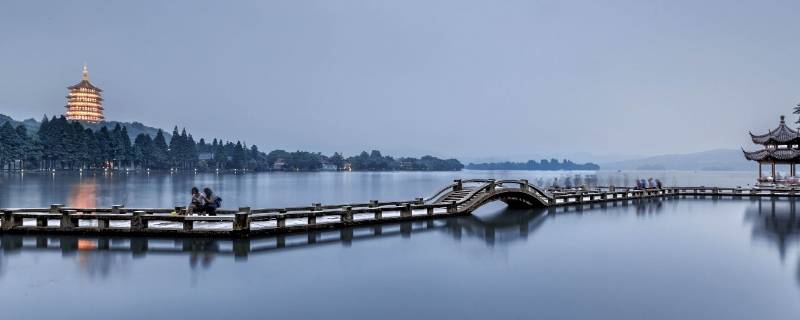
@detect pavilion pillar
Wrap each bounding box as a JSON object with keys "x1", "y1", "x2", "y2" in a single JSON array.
[
  {"x1": 771, "y1": 162, "x2": 776, "y2": 181},
  {"x1": 758, "y1": 163, "x2": 762, "y2": 181}
]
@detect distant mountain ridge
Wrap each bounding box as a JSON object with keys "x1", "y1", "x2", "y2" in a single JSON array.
[
  {"x1": 0, "y1": 114, "x2": 170, "y2": 141},
  {"x1": 600, "y1": 149, "x2": 752, "y2": 171}
]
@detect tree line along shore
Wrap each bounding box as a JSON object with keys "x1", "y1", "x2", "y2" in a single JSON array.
[
  {"x1": 466, "y1": 159, "x2": 600, "y2": 171},
  {"x1": 0, "y1": 116, "x2": 464, "y2": 172}
]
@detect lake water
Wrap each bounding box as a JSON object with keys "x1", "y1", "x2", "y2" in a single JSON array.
[{"x1": 1, "y1": 170, "x2": 799, "y2": 320}]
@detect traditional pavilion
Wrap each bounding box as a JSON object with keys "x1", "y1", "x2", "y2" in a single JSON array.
[
  {"x1": 744, "y1": 115, "x2": 800, "y2": 185},
  {"x1": 64, "y1": 64, "x2": 104, "y2": 123}
]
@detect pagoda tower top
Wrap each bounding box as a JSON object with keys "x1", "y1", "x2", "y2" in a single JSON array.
[{"x1": 64, "y1": 63, "x2": 104, "y2": 123}]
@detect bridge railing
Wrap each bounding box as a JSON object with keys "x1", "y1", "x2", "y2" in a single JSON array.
[{"x1": 1, "y1": 199, "x2": 462, "y2": 236}]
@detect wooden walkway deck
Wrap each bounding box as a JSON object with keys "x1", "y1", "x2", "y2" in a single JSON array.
[{"x1": 1, "y1": 179, "x2": 797, "y2": 237}]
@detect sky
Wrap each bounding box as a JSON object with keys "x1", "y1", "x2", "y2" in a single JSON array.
[{"x1": 1, "y1": 0, "x2": 799, "y2": 162}]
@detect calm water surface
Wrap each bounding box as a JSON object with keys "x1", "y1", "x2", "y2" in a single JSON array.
[{"x1": 1, "y1": 170, "x2": 798, "y2": 320}]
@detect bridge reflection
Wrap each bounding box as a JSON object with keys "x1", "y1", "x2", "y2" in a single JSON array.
[{"x1": 0, "y1": 197, "x2": 669, "y2": 276}]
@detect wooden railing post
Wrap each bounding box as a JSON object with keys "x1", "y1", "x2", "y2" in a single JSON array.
[
  {"x1": 131, "y1": 211, "x2": 146, "y2": 232},
  {"x1": 2, "y1": 210, "x2": 17, "y2": 230},
  {"x1": 308, "y1": 211, "x2": 317, "y2": 225},
  {"x1": 36, "y1": 216, "x2": 48, "y2": 227},
  {"x1": 182, "y1": 216, "x2": 193, "y2": 231},
  {"x1": 400, "y1": 203, "x2": 412, "y2": 218},
  {"x1": 233, "y1": 207, "x2": 251, "y2": 233},
  {"x1": 60, "y1": 210, "x2": 77, "y2": 230},
  {"x1": 98, "y1": 216, "x2": 109, "y2": 230},
  {"x1": 39, "y1": 204, "x2": 60, "y2": 228},
  {"x1": 342, "y1": 206, "x2": 353, "y2": 223},
  {"x1": 453, "y1": 179, "x2": 463, "y2": 191},
  {"x1": 111, "y1": 204, "x2": 124, "y2": 214},
  {"x1": 49, "y1": 204, "x2": 63, "y2": 213},
  {"x1": 426, "y1": 206, "x2": 434, "y2": 216},
  {"x1": 277, "y1": 209, "x2": 287, "y2": 228},
  {"x1": 447, "y1": 201, "x2": 458, "y2": 214},
  {"x1": 520, "y1": 179, "x2": 528, "y2": 191},
  {"x1": 487, "y1": 179, "x2": 496, "y2": 192}
]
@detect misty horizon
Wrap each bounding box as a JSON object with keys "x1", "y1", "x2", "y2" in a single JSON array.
[{"x1": 2, "y1": 0, "x2": 799, "y2": 161}]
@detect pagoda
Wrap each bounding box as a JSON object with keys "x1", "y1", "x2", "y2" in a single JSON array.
[
  {"x1": 743, "y1": 115, "x2": 800, "y2": 185},
  {"x1": 64, "y1": 64, "x2": 104, "y2": 123}
]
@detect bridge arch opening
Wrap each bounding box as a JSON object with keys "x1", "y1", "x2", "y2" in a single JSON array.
[{"x1": 465, "y1": 190, "x2": 549, "y2": 213}]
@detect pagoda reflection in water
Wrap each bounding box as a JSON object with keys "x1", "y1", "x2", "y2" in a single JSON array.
[{"x1": 744, "y1": 198, "x2": 800, "y2": 286}]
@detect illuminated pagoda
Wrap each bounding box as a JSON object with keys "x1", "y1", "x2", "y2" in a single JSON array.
[
  {"x1": 64, "y1": 64, "x2": 104, "y2": 123},
  {"x1": 743, "y1": 115, "x2": 800, "y2": 185}
]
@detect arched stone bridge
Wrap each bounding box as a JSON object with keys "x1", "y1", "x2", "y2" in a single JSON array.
[{"x1": 424, "y1": 179, "x2": 553, "y2": 213}]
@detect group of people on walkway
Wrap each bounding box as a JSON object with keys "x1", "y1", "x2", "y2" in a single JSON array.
[
  {"x1": 185, "y1": 187, "x2": 222, "y2": 215},
  {"x1": 636, "y1": 178, "x2": 662, "y2": 189}
]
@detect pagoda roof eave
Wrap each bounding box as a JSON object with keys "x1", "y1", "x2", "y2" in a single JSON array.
[
  {"x1": 67, "y1": 80, "x2": 103, "y2": 92},
  {"x1": 743, "y1": 148, "x2": 800, "y2": 162},
  {"x1": 749, "y1": 117, "x2": 800, "y2": 144}
]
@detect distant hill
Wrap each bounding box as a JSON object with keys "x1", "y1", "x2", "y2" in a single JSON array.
[
  {"x1": 467, "y1": 159, "x2": 599, "y2": 171},
  {"x1": 83, "y1": 120, "x2": 172, "y2": 141},
  {"x1": 0, "y1": 114, "x2": 171, "y2": 141},
  {"x1": 600, "y1": 149, "x2": 752, "y2": 171},
  {"x1": 0, "y1": 114, "x2": 39, "y2": 133}
]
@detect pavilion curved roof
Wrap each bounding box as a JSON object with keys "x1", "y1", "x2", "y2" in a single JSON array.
[
  {"x1": 749, "y1": 116, "x2": 799, "y2": 144},
  {"x1": 743, "y1": 148, "x2": 800, "y2": 161},
  {"x1": 67, "y1": 79, "x2": 102, "y2": 92}
]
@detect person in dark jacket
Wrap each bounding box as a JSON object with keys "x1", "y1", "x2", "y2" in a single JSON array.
[{"x1": 201, "y1": 187, "x2": 222, "y2": 215}]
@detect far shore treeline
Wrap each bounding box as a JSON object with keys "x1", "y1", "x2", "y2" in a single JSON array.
[
  {"x1": 466, "y1": 159, "x2": 600, "y2": 171},
  {"x1": 0, "y1": 115, "x2": 464, "y2": 172}
]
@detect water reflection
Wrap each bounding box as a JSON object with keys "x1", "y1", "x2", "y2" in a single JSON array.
[
  {"x1": 69, "y1": 180, "x2": 98, "y2": 208},
  {"x1": 744, "y1": 198, "x2": 800, "y2": 290},
  {"x1": 744, "y1": 198, "x2": 800, "y2": 260},
  {"x1": 0, "y1": 198, "x2": 675, "y2": 277}
]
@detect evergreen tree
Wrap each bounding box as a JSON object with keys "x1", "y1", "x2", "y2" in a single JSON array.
[
  {"x1": 795, "y1": 102, "x2": 800, "y2": 125},
  {"x1": 119, "y1": 126, "x2": 133, "y2": 168},
  {"x1": 168, "y1": 126, "x2": 182, "y2": 168},
  {"x1": 133, "y1": 133, "x2": 153, "y2": 168},
  {"x1": 0, "y1": 122, "x2": 23, "y2": 169},
  {"x1": 330, "y1": 152, "x2": 344, "y2": 170},
  {"x1": 232, "y1": 141, "x2": 246, "y2": 169},
  {"x1": 67, "y1": 121, "x2": 88, "y2": 169},
  {"x1": 95, "y1": 126, "x2": 113, "y2": 168},
  {"x1": 152, "y1": 129, "x2": 170, "y2": 169},
  {"x1": 84, "y1": 128, "x2": 101, "y2": 168}
]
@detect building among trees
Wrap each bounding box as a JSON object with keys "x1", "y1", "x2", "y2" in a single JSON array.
[{"x1": 64, "y1": 64, "x2": 104, "y2": 123}]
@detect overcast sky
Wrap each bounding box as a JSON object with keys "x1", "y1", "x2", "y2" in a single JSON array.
[{"x1": 1, "y1": 0, "x2": 799, "y2": 161}]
